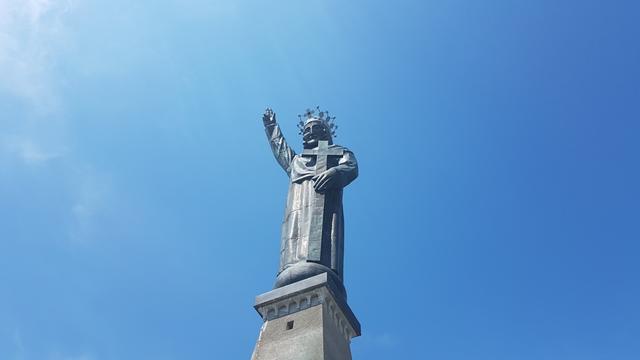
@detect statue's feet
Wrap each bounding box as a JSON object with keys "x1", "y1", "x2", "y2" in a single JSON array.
[{"x1": 274, "y1": 262, "x2": 347, "y2": 300}]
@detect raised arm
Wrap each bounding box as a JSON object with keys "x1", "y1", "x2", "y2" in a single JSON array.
[{"x1": 263, "y1": 108, "x2": 296, "y2": 176}]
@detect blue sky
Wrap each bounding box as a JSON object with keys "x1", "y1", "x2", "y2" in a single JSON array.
[{"x1": 1, "y1": 0, "x2": 639, "y2": 359}]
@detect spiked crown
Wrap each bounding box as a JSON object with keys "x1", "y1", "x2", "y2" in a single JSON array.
[{"x1": 297, "y1": 106, "x2": 338, "y2": 137}]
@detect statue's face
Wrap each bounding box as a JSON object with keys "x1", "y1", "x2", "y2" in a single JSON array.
[{"x1": 303, "y1": 121, "x2": 331, "y2": 148}]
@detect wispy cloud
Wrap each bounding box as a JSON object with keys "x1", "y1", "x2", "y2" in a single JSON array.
[
  {"x1": 1, "y1": 135, "x2": 64, "y2": 165},
  {"x1": 372, "y1": 332, "x2": 398, "y2": 348},
  {"x1": 0, "y1": 0, "x2": 74, "y2": 113},
  {"x1": 0, "y1": 1, "x2": 70, "y2": 167},
  {"x1": 12, "y1": 328, "x2": 25, "y2": 360},
  {"x1": 25, "y1": 0, "x2": 57, "y2": 25},
  {"x1": 0, "y1": 1, "x2": 113, "y2": 246},
  {"x1": 69, "y1": 167, "x2": 114, "y2": 244},
  {"x1": 0, "y1": 133, "x2": 115, "y2": 247}
]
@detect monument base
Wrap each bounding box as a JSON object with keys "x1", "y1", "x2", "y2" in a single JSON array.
[{"x1": 251, "y1": 273, "x2": 361, "y2": 360}]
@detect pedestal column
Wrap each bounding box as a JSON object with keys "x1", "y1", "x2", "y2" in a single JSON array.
[{"x1": 251, "y1": 273, "x2": 361, "y2": 360}]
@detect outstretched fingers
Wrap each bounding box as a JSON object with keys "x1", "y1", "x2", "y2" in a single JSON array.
[
  {"x1": 316, "y1": 175, "x2": 335, "y2": 192},
  {"x1": 263, "y1": 108, "x2": 276, "y2": 124},
  {"x1": 313, "y1": 174, "x2": 325, "y2": 191}
]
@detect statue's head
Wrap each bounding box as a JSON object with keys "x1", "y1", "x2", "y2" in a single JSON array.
[
  {"x1": 302, "y1": 120, "x2": 332, "y2": 149},
  {"x1": 297, "y1": 106, "x2": 337, "y2": 149}
]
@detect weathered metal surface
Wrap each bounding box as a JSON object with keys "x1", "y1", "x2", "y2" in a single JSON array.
[{"x1": 262, "y1": 108, "x2": 358, "y2": 291}]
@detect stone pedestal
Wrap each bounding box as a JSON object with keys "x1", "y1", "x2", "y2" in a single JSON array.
[{"x1": 251, "y1": 273, "x2": 361, "y2": 360}]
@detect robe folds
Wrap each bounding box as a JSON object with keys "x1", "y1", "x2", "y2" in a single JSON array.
[{"x1": 265, "y1": 123, "x2": 358, "y2": 283}]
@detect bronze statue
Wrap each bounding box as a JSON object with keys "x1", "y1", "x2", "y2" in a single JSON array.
[{"x1": 263, "y1": 107, "x2": 358, "y2": 298}]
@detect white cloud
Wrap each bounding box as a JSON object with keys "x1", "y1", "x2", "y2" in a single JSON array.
[
  {"x1": 373, "y1": 332, "x2": 397, "y2": 348},
  {"x1": 0, "y1": 0, "x2": 75, "y2": 113},
  {"x1": 1, "y1": 135, "x2": 63, "y2": 164},
  {"x1": 69, "y1": 167, "x2": 113, "y2": 244},
  {"x1": 0, "y1": 0, "x2": 77, "y2": 173},
  {"x1": 12, "y1": 328, "x2": 25, "y2": 359},
  {"x1": 0, "y1": 1, "x2": 112, "y2": 247},
  {"x1": 25, "y1": 0, "x2": 55, "y2": 25},
  {"x1": 0, "y1": 132, "x2": 114, "y2": 249}
]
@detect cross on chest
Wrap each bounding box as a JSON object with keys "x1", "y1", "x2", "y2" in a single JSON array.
[
  {"x1": 302, "y1": 140, "x2": 344, "y2": 173},
  {"x1": 300, "y1": 140, "x2": 344, "y2": 262}
]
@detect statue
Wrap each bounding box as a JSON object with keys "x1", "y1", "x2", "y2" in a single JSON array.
[{"x1": 262, "y1": 107, "x2": 358, "y2": 298}]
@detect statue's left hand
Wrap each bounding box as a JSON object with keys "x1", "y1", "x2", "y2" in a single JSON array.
[{"x1": 312, "y1": 168, "x2": 339, "y2": 193}]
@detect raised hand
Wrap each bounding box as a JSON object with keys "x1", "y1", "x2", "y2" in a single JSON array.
[
  {"x1": 312, "y1": 168, "x2": 339, "y2": 193},
  {"x1": 263, "y1": 108, "x2": 276, "y2": 126}
]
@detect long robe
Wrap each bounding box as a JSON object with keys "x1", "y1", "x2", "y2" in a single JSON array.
[{"x1": 265, "y1": 123, "x2": 358, "y2": 282}]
